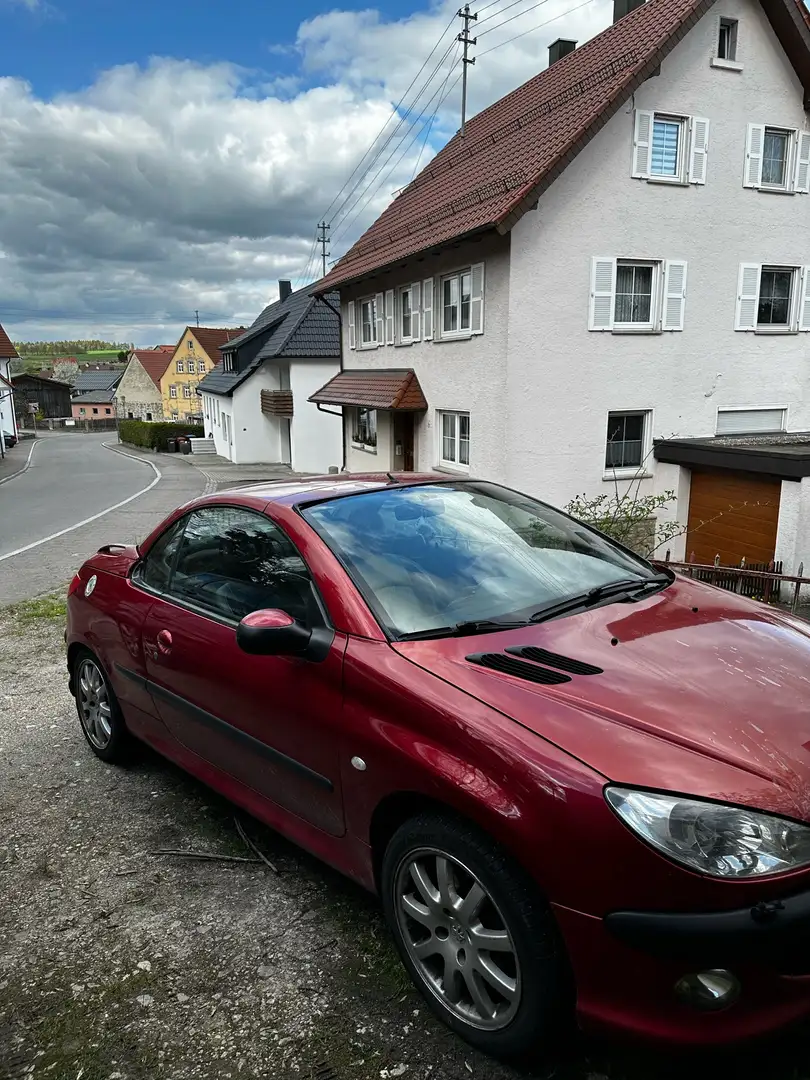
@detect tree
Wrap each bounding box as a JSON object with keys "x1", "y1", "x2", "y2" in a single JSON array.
[
  {"x1": 564, "y1": 489, "x2": 684, "y2": 558},
  {"x1": 52, "y1": 359, "x2": 79, "y2": 385}
]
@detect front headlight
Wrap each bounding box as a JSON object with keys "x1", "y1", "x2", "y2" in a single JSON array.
[{"x1": 606, "y1": 787, "x2": 810, "y2": 879}]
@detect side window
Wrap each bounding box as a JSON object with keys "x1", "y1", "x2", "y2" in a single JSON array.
[
  {"x1": 133, "y1": 518, "x2": 186, "y2": 593},
  {"x1": 169, "y1": 506, "x2": 318, "y2": 625}
]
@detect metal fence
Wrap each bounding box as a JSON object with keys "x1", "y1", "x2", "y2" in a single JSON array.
[{"x1": 658, "y1": 554, "x2": 810, "y2": 613}]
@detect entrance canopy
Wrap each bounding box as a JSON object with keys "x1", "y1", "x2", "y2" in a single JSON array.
[{"x1": 309, "y1": 368, "x2": 427, "y2": 411}]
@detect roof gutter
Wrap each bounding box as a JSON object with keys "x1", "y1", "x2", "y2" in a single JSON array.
[{"x1": 314, "y1": 293, "x2": 347, "y2": 472}]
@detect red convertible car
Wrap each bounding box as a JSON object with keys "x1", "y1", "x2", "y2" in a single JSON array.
[{"x1": 67, "y1": 475, "x2": 810, "y2": 1058}]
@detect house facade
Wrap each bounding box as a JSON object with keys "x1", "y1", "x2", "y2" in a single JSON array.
[
  {"x1": 198, "y1": 282, "x2": 342, "y2": 471},
  {"x1": 160, "y1": 327, "x2": 244, "y2": 422},
  {"x1": 71, "y1": 390, "x2": 116, "y2": 422},
  {"x1": 11, "y1": 374, "x2": 72, "y2": 421},
  {"x1": 315, "y1": 0, "x2": 810, "y2": 573},
  {"x1": 114, "y1": 350, "x2": 171, "y2": 421},
  {"x1": 0, "y1": 322, "x2": 18, "y2": 442}
]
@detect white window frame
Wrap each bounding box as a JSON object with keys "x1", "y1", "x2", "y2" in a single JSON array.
[
  {"x1": 170, "y1": 385, "x2": 178, "y2": 398},
  {"x1": 745, "y1": 125, "x2": 810, "y2": 193},
  {"x1": 176, "y1": 360, "x2": 184, "y2": 373},
  {"x1": 604, "y1": 410, "x2": 652, "y2": 480},
  {"x1": 438, "y1": 410, "x2": 470, "y2": 471},
  {"x1": 197, "y1": 359, "x2": 206, "y2": 373},
  {"x1": 183, "y1": 385, "x2": 193, "y2": 398},
  {"x1": 589, "y1": 257, "x2": 687, "y2": 333},
  {"x1": 223, "y1": 353, "x2": 234, "y2": 373},
  {"x1": 187, "y1": 339, "x2": 194, "y2": 351},
  {"x1": 712, "y1": 17, "x2": 741, "y2": 68},
  {"x1": 359, "y1": 296, "x2": 381, "y2": 348},
  {"x1": 716, "y1": 406, "x2": 787, "y2": 435},
  {"x1": 439, "y1": 263, "x2": 484, "y2": 340},
  {"x1": 735, "y1": 263, "x2": 810, "y2": 333},
  {"x1": 350, "y1": 407, "x2": 377, "y2": 452},
  {"x1": 398, "y1": 283, "x2": 421, "y2": 344},
  {"x1": 633, "y1": 111, "x2": 709, "y2": 185}
]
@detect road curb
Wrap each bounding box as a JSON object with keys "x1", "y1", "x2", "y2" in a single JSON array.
[{"x1": 0, "y1": 439, "x2": 39, "y2": 487}]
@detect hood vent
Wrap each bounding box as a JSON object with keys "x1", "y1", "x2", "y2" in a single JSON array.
[
  {"x1": 466, "y1": 653, "x2": 571, "y2": 685},
  {"x1": 506, "y1": 646, "x2": 603, "y2": 676}
]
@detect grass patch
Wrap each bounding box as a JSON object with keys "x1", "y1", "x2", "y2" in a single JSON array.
[{"x1": 6, "y1": 591, "x2": 67, "y2": 622}]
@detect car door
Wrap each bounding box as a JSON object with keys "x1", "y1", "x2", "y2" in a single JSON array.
[{"x1": 137, "y1": 504, "x2": 346, "y2": 837}]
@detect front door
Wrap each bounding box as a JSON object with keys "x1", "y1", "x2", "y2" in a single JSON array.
[
  {"x1": 392, "y1": 413, "x2": 415, "y2": 472},
  {"x1": 136, "y1": 504, "x2": 346, "y2": 836}
]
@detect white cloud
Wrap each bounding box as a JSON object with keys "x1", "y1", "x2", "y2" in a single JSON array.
[{"x1": 0, "y1": 0, "x2": 616, "y2": 344}]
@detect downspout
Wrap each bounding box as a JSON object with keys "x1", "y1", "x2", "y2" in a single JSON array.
[{"x1": 314, "y1": 293, "x2": 346, "y2": 472}]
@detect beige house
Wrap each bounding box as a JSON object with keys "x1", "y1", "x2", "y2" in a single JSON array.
[{"x1": 114, "y1": 350, "x2": 172, "y2": 421}]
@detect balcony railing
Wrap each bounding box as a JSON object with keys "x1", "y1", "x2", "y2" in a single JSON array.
[{"x1": 260, "y1": 390, "x2": 293, "y2": 418}]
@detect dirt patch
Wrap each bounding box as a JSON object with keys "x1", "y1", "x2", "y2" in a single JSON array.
[{"x1": 3, "y1": 610, "x2": 810, "y2": 1079}]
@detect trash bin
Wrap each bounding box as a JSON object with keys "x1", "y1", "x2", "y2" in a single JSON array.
[
  {"x1": 166, "y1": 438, "x2": 177, "y2": 453},
  {"x1": 180, "y1": 437, "x2": 191, "y2": 455}
]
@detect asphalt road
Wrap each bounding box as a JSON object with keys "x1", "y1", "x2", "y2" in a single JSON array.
[{"x1": 0, "y1": 433, "x2": 207, "y2": 604}]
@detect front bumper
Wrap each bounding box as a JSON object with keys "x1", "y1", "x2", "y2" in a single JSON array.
[{"x1": 554, "y1": 890, "x2": 810, "y2": 1045}]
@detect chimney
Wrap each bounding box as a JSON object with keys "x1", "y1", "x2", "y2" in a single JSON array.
[
  {"x1": 278, "y1": 280, "x2": 292, "y2": 302},
  {"x1": 548, "y1": 38, "x2": 577, "y2": 65},
  {"x1": 613, "y1": 0, "x2": 645, "y2": 22}
]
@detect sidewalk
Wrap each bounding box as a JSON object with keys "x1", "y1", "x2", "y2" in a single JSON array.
[
  {"x1": 0, "y1": 440, "x2": 34, "y2": 485},
  {"x1": 123, "y1": 445, "x2": 312, "y2": 492}
]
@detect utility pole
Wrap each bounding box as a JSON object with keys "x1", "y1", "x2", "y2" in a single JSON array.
[
  {"x1": 317, "y1": 222, "x2": 330, "y2": 279},
  {"x1": 458, "y1": 4, "x2": 477, "y2": 137},
  {"x1": 195, "y1": 309, "x2": 200, "y2": 327}
]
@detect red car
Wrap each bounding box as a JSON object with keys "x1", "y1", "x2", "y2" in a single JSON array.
[{"x1": 67, "y1": 475, "x2": 810, "y2": 1058}]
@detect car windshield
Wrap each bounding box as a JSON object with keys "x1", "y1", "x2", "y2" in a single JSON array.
[{"x1": 302, "y1": 482, "x2": 661, "y2": 638}]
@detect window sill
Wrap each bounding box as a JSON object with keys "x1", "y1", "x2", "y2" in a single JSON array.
[
  {"x1": 351, "y1": 443, "x2": 378, "y2": 454},
  {"x1": 603, "y1": 470, "x2": 653, "y2": 482},
  {"x1": 745, "y1": 327, "x2": 799, "y2": 335},
  {"x1": 646, "y1": 175, "x2": 689, "y2": 187},
  {"x1": 711, "y1": 57, "x2": 743, "y2": 71},
  {"x1": 357, "y1": 343, "x2": 381, "y2": 351},
  {"x1": 395, "y1": 339, "x2": 418, "y2": 347},
  {"x1": 757, "y1": 186, "x2": 795, "y2": 196},
  {"x1": 611, "y1": 326, "x2": 661, "y2": 335},
  {"x1": 437, "y1": 332, "x2": 474, "y2": 343},
  {"x1": 435, "y1": 463, "x2": 470, "y2": 475}
]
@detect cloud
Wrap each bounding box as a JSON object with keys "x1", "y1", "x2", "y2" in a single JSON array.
[{"x1": 0, "y1": 0, "x2": 615, "y2": 344}]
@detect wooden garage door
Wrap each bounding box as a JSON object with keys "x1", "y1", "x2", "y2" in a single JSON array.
[{"x1": 686, "y1": 470, "x2": 781, "y2": 566}]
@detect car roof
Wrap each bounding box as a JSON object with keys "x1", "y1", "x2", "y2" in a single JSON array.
[{"x1": 213, "y1": 472, "x2": 462, "y2": 508}]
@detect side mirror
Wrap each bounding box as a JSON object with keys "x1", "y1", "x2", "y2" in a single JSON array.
[{"x1": 236, "y1": 609, "x2": 311, "y2": 656}]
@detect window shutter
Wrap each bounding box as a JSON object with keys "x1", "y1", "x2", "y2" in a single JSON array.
[
  {"x1": 663, "y1": 261, "x2": 688, "y2": 331},
  {"x1": 795, "y1": 131, "x2": 810, "y2": 194},
  {"x1": 347, "y1": 300, "x2": 356, "y2": 349},
  {"x1": 632, "y1": 110, "x2": 653, "y2": 179},
  {"x1": 385, "y1": 289, "x2": 395, "y2": 345},
  {"x1": 375, "y1": 292, "x2": 385, "y2": 346},
  {"x1": 422, "y1": 278, "x2": 434, "y2": 340},
  {"x1": 689, "y1": 118, "x2": 710, "y2": 184},
  {"x1": 735, "y1": 263, "x2": 761, "y2": 330},
  {"x1": 744, "y1": 124, "x2": 765, "y2": 188},
  {"x1": 717, "y1": 408, "x2": 786, "y2": 435},
  {"x1": 799, "y1": 267, "x2": 810, "y2": 331},
  {"x1": 589, "y1": 258, "x2": 616, "y2": 331},
  {"x1": 470, "y1": 263, "x2": 485, "y2": 334},
  {"x1": 411, "y1": 282, "x2": 421, "y2": 340}
]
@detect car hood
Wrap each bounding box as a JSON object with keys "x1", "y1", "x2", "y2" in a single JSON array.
[{"x1": 393, "y1": 577, "x2": 810, "y2": 821}]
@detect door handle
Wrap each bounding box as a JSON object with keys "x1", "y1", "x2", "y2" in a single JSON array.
[{"x1": 156, "y1": 629, "x2": 173, "y2": 656}]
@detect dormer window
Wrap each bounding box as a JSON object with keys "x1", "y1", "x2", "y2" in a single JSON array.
[{"x1": 223, "y1": 352, "x2": 235, "y2": 373}]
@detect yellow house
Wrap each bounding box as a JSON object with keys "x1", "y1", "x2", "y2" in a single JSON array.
[{"x1": 160, "y1": 327, "x2": 244, "y2": 421}]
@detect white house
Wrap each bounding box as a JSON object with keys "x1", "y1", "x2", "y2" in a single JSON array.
[
  {"x1": 314, "y1": 0, "x2": 810, "y2": 573},
  {"x1": 0, "y1": 321, "x2": 19, "y2": 447},
  {"x1": 198, "y1": 282, "x2": 343, "y2": 471}
]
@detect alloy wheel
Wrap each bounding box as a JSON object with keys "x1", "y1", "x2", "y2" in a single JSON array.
[
  {"x1": 394, "y1": 847, "x2": 521, "y2": 1031},
  {"x1": 76, "y1": 659, "x2": 113, "y2": 749}
]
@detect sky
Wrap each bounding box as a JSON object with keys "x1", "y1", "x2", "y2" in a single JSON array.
[{"x1": 0, "y1": 0, "x2": 631, "y2": 344}]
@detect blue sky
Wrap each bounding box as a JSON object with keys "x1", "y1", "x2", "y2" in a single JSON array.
[{"x1": 4, "y1": 0, "x2": 405, "y2": 97}]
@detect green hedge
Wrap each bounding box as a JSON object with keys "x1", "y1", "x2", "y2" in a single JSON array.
[{"x1": 119, "y1": 419, "x2": 204, "y2": 452}]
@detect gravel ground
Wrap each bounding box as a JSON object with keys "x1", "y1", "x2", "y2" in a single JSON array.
[{"x1": 4, "y1": 601, "x2": 810, "y2": 1080}]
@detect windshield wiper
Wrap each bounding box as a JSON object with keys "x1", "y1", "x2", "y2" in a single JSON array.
[
  {"x1": 529, "y1": 573, "x2": 672, "y2": 626},
  {"x1": 398, "y1": 618, "x2": 530, "y2": 642}
]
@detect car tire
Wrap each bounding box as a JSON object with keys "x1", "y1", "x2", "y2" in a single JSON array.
[
  {"x1": 381, "y1": 812, "x2": 572, "y2": 1059},
  {"x1": 72, "y1": 647, "x2": 134, "y2": 764}
]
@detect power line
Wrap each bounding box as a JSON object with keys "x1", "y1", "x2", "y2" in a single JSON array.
[
  {"x1": 473, "y1": 0, "x2": 504, "y2": 16},
  {"x1": 475, "y1": 0, "x2": 540, "y2": 31},
  {"x1": 319, "y1": 12, "x2": 458, "y2": 226},
  {"x1": 329, "y1": 37, "x2": 460, "y2": 242},
  {"x1": 478, "y1": 0, "x2": 553, "y2": 37},
  {"x1": 332, "y1": 67, "x2": 463, "y2": 251},
  {"x1": 411, "y1": 42, "x2": 462, "y2": 179},
  {"x1": 458, "y1": 3, "x2": 478, "y2": 136},
  {"x1": 477, "y1": 0, "x2": 596, "y2": 55}
]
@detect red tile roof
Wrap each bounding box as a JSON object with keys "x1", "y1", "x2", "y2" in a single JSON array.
[
  {"x1": 190, "y1": 327, "x2": 246, "y2": 359},
  {"x1": 0, "y1": 322, "x2": 19, "y2": 359},
  {"x1": 320, "y1": 0, "x2": 810, "y2": 291},
  {"x1": 309, "y1": 368, "x2": 428, "y2": 410},
  {"x1": 132, "y1": 349, "x2": 171, "y2": 389},
  {"x1": 154, "y1": 344, "x2": 175, "y2": 353}
]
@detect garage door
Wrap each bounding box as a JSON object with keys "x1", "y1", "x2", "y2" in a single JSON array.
[{"x1": 685, "y1": 470, "x2": 781, "y2": 566}]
